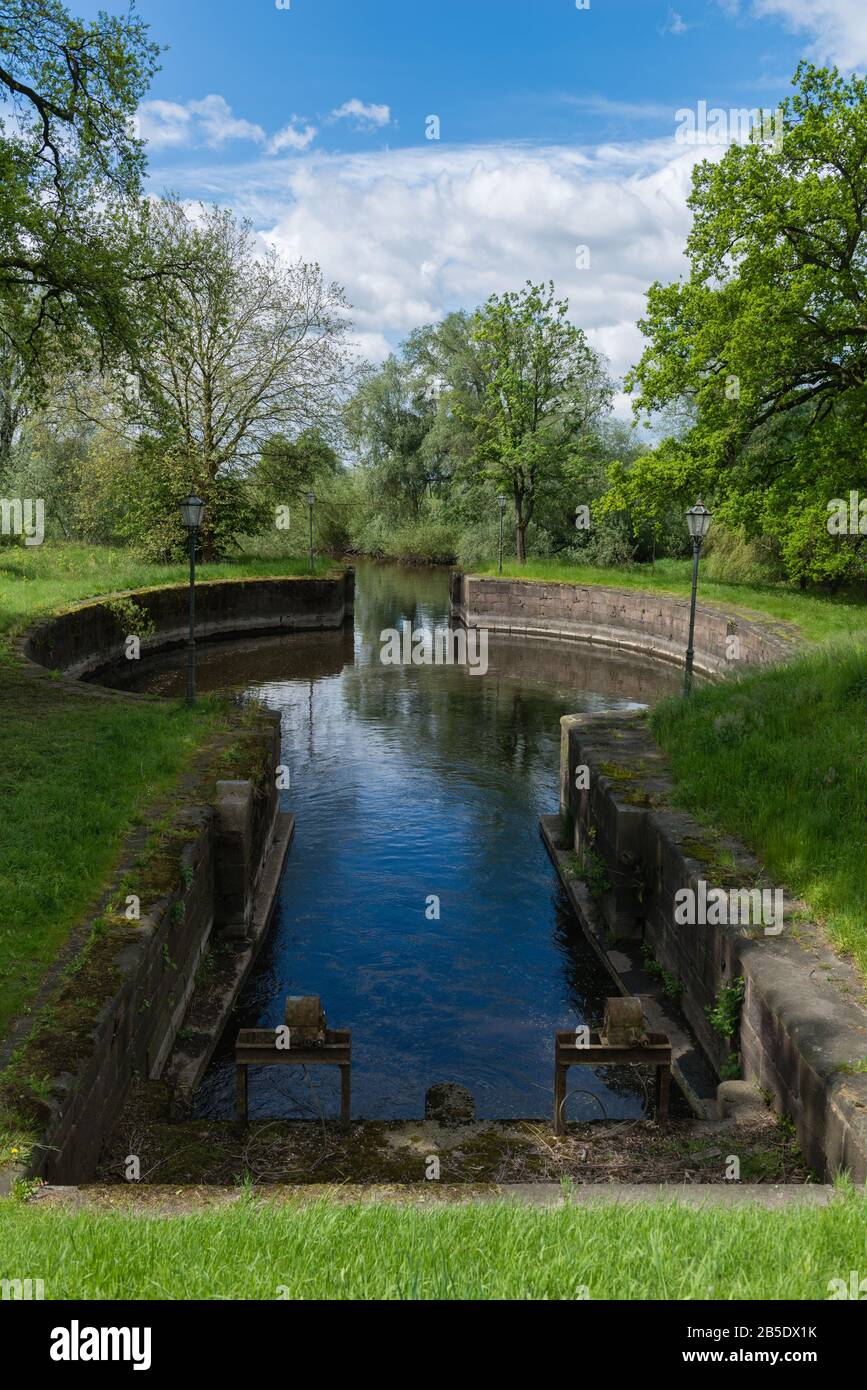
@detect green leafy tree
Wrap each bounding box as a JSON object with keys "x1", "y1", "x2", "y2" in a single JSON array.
[
  {"x1": 120, "y1": 199, "x2": 356, "y2": 558},
  {"x1": 465, "y1": 281, "x2": 612, "y2": 561},
  {"x1": 0, "y1": 0, "x2": 161, "y2": 378},
  {"x1": 625, "y1": 64, "x2": 867, "y2": 587},
  {"x1": 345, "y1": 354, "x2": 438, "y2": 520}
]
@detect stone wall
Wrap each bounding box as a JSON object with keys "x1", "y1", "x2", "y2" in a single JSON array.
[
  {"x1": 559, "y1": 710, "x2": 867, "y2": 1181},
  {"x1": 4, "y1": 715, "x2": 285, "y2": 1186},
  {"x1": 451, "y1": 573, "x2": 796, "y2": 678},
  {"x1": 21, "y1": 570, "x2": 355, "y2": 680}
]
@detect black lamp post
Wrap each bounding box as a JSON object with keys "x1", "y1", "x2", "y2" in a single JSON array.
[
  {"x1": 497, "y1": 494, "x2": 506, "y2": 575},
  {"x1": 683, "y1": 499, "x2": 712, "y2": 697},
  {"x1": 306, "y1": 491, "x2": 316, "y2": 573},
  {"x1": 179, "y1": 494, "x2": 205, "y2": 705}
]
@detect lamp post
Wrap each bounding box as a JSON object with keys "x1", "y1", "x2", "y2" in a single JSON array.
[
  {"x1": 179, "y1": 494, "x2": 205, "y2": 706},
  {"x1": 497, "y1": 494, "x2": 506, "y2": 575},
  {"x1": 683, "y1": 499, "x2": 712, "y2": 697},
  {"x1": 307, "y1": 491, "x2": 316, "y2": 573}
]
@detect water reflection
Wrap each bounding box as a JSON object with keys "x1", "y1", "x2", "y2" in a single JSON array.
[{"x1": 105, "y1": 561, "x2": 684, "y2": 1120}]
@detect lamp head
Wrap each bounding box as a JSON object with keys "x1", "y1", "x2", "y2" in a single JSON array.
[
  {"x1": 686, "y1": 499, "x2": 712, "y2": 543},
  {"x1": 179, "y1": 495, "x2": 205, "y2": 530}
]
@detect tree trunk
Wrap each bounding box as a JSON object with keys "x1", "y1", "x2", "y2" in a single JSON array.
[{"x1": 515, "y1": 521, "x2": 526, "y2": 563}]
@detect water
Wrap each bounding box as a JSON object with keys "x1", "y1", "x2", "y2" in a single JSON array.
[{"x1": 108, "y1": 562, "x2": 684, "y2": 1121}]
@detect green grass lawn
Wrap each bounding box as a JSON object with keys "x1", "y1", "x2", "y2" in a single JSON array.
[
  {"x1": 1, "y1": 1192, "x2": 864, "y2": 1299},
  {"x1": 475, "y1": 558, "x2": 867, "y2": 644},
  {"x1": 652, "y1": 641, "x2": 867, "y2": 975},
  {"x1": 0, "y1": 542, "x2": 335, "y2": 653},
  {"x1": 0, "y1": 542, "x2": 329, "y2": 1041},
  {"x1": 0, "y1": 668, "x2": 223, "y2": 1038}
]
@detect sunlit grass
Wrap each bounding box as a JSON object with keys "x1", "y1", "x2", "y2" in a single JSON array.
[
  {"x1": 0, "y1": 1192, "x2": 864, "y2": 1300},
  {"x1": 0, "y1": 541, "x2": 336, "y2": 647},
  {"x1": 652, "y1": 641, "x2": 867, "y2": 974}
]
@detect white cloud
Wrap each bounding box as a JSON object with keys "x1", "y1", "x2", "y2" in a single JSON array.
[
  {"x1": 151, "y1": 135, "x2": 717, "y2": 412},
  {"x1": 187, "y1": 95, "x2": 266, "y2": 147},
  {"x1": 330, "y1": 98, "x2": 392, "y2": 130},
  {"x1": 135, "y1": 99, "x2": 192, "y2": 149},
  {"x1": 664, "y1": 9, "x2": 689, "y2": 35},
  {"x1": 136, "y1": 94, "x2": 266, "y2": 150},
  {"x1": 717, "y1": 0, "x2": 867, "y2": 69},
  {"x1": 268, "y1": 120, "x2": 318, "y2": 154}
]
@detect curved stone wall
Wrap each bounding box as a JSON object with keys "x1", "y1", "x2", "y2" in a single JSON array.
[
  {"x1": 450, "y1": 573, "x2": 797, "y2": 678},
  {"x1": 19, "y1": 570, "x2": 355, "y2": 681}
]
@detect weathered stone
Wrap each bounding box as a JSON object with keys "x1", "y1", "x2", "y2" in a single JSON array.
[
  {"x1": 425, "y1": 1082, "x2": 475, "y2": 1123},
  {"x1": 602, "y1": 996, "x2": 646, "y2": 1046},
  {"x1": 716, "y1": 1080, "x2": 768, "y2": 1123},
  {"x1": 284, "y1": 995, "x2": 326, "y2": 1046}
]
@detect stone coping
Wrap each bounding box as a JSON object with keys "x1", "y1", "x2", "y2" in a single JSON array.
[
  {"x1": 558, "y1": 709, "x2": 867, "y2": 1182},
  {"x1": 15, "y1": 569, "x2": 356, "y2": 682},
  {"x1": 450, "y1": 572, "x2": 799, "y2": 679}
]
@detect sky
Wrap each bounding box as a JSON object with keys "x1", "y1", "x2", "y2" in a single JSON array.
[{"x1": 75, "y1": 0, "x2": 866, "y2": 413}]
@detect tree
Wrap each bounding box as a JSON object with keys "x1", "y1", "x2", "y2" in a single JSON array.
[
  {"x1": 625, "y1": 64, "x2": 867, "y2": 586},
  {"x1": 0, "y1": 0, "x2": 160, "y2": 378},
  {"x1": 465, "y1": 281, "x2": 612, "y2": 561},
  {"x1": 256, "y1": 428, "x2": 341, "y2": 504},
  {"x1": 124, "y1": 200, "x2": 357, "y2": 558},
  {"x1": 344, "y1": 354, "x2": 437, "y2": 520}
]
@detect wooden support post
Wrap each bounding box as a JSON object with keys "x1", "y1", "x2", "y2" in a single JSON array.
[
  {"x1": 553, "y1": 1029, "x2": 673, "y2": 1134},
  {"x1": 553, "y1": 1061, "x2": 567, "y2": 1136},
  {"x1": 655, "y1": 1063, "x2": 671, "y2": 1123}
]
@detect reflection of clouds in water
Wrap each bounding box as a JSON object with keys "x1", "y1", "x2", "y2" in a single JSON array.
[{"x1": 109, "y1": 562, "x2": 684, "y2": 1121}]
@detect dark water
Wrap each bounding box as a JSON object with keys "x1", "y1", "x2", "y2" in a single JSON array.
[{"x1": 109, "y1": 562, "x2": 684, "y2": 1121}]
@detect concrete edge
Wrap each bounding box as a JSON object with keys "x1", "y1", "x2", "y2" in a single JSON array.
[{"x1": 23, "y1": 1181, "x2": 847, "y2": 1212}]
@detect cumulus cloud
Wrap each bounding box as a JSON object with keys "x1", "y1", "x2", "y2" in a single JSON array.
[
  {"x1": 187, "y1": 95, "x2": 266, "y2": 147},
  {"x1": 151, "y1": 135, "x2": 718, "y2": 411},
  {"x1": 268, "y1": 120, "x2": 318, "y2": 154},
  {"x1": 330, "y1": 98, "x2": 392, "y2": 130},
  {"x1": 136, "y1": 94, "x2": 266, "y2": 149},
  {"x1": 135, "y1": 99, "x2": 193, "y2": 149},
  {"x1": 717, "y1": 0, "x2": 867, "y2": 68}
]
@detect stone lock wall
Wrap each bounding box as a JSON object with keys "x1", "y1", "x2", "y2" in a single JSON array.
[
  {"x1": 451, "y1": 572, "x2": 797, "y2": 678},
  {"x1": 560, "y1": 710, "x2": 867, "y2": 1182},
  {"x1": 21, "y1": 570, "x2": 356, "y2": 681},
  {"x1": 13, "y1": 714, "x2": 283, "y2": 1185}
]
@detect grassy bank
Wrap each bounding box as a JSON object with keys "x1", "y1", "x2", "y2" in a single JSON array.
[
  {"x1": 652, "y1": 642, "x2": 867, "y2": 975},
  {"x1": 0, "y1": 668, "x2": 223, "y2": 1038},
  {"x1": 475, "y1": 558, "x2": 867, "y2": 644},
  {"x1": 0, "y1": 542, "x2": 335, "y2": 655},
  {"x1": 0, "y1": 542, "x2": 327, "y2": 1041},
  {"x1": 1, "y1": 1192, "x2": 863, "y2": 1299}
]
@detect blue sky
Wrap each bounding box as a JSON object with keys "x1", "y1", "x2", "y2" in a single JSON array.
[
  {"x1": 115, "y1": 0, "x2": 818, "y2": 155},
  {"x1": 74, "y1": 1, "x2": 865, "y2": 407}
]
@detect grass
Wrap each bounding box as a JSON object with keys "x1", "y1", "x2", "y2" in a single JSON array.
[
  {"x1": 0, "y1": 1192, "x2": 864, "y2": 1299},
  {"x1": 0, "y1": 669, "x2": 223, "y2": 1037},
  {"x1": 652, "y1": 641, "x2": 867, "y2": 974},
  {"x1": 0, "y1": 542, "x2": 335, "y2": 653},
  {"x1": 475, "y1": 558, "x2": 867, "y2": 644},
  {"x1": 0, "y1": 541, "x2": 328, "y2": 1040}
]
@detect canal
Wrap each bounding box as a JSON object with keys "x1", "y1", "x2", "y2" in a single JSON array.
[{"x1": 117, "y1": 561, "x2": 684, "y2": 1121}]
